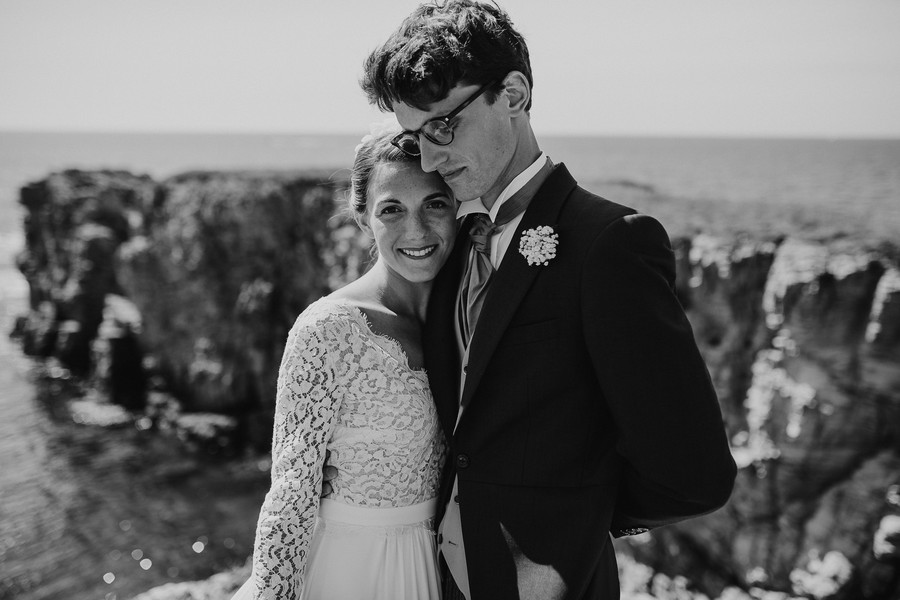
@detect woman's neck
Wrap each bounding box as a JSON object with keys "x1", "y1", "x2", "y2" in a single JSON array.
[{"x1": 342, "y1": 260, "x2": 432, "y2": 323}]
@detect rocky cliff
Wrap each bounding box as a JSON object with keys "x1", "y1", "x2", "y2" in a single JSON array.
[
  {"x1": 13, "y1": 171, "x2": 900, "y2": 599},
  {"x1": 14, "y1": 169, "x2": 367, "y2": 449},
  {"x1": 16, "y1": 170, "x2": 156, "y2": 374},
  {"x1": 115, "y1": 169, "x2": 368, "y2": 449},
  {"x1": 619, "y1": 235, "x2": 900, "y2": 599}
]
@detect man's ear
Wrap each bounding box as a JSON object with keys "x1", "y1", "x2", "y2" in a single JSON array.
[{"x1": 501, "y1": 71, "x2": 531, "y2": 116}]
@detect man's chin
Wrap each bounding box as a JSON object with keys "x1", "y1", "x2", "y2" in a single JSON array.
[{"x1": 448, "y1": 183, "x2": 482, "y2": 203}]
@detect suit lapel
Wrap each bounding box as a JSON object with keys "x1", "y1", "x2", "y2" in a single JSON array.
[
  {"x1": 459, "y1": 164, "x2": 578, "y2": 410},
  {"x1": 425, "y1": 220, "x2": 471, "y2": 435}
]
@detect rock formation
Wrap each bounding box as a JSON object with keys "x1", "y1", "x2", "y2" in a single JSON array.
[
  {"x1": 13, "y1": 171, "x2": 900, "y2": 598},
  {"x1": 15, "y1": 170, "x2": 156, "y2": 371},
  {"x1": 115, "y1": 169, "x2": 367, "y2": 450},
  {"x1": 15, "y1": 169, "x2": 366, "y2": 448},
  {"x1": 621, "y1": 235, "x2": 900, "y2": 599},
  {"x1": 128, "y1": 560, "x2": 250, "y2": 600}
]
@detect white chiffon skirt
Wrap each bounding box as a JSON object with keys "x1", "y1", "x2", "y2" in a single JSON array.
[{"x1": 232, "y1": 498, "x2": 441, "y2": 600}]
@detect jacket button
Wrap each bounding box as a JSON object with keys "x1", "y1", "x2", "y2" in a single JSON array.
[
  {"x1": 454, "y1": 494, "x2": 460, "y2": 504},
  {"x1": 462, "y1": 364, "x2": 468, "y2": 373},
  {"x1": 437, "y1": 534, "x2": 444, "y2": 544},
  {"x1": 456, "y1": 454, "x2": 470, "y2": 469}
]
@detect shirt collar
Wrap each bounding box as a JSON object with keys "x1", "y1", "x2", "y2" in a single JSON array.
[{"x1": 456, "y1": 152, "x2": 547, "y2": 221}]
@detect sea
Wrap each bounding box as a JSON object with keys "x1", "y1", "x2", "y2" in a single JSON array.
[
  {"x1": 0, "y1": 131, "x2": 898, "y2": 600},
  {"x1": 2, "y1": 132, "x2": 899, "y2": 254}
]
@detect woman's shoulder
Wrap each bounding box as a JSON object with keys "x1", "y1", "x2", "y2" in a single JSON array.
[{"x1": 290, "y1": 296, "x2": 360, "y2": 335}]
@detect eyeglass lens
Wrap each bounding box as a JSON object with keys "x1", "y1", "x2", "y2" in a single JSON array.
[
  {"x1": 392, "y1": 80, "x2": 497, "y2": 156},
  {"x1": 422, "y1": 122, "x2": 453, "y2": 144},
  {"x1": 394, "y1": 135, "x2": 420, "y2": 155},
  {"x1": 395, "y1": 121, "x2": 453, "y2": 156}
]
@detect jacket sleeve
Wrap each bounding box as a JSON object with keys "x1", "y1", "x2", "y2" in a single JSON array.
[
  {"x1": 245, "y1": 311, "x2": 342, "y2": 598},
  {"x1": 580, "y1": 213, "x2": 736, "y2": 534}
]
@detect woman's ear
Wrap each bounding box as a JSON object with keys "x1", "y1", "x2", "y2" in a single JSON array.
[
  {"x1": 355, "y1": 212, "x2": 374, "y2": 238},
  {"x1": 501, "y1": 71, "x2": 531, "y2": 116}
]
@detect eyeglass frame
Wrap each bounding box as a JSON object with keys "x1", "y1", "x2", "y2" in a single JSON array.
[{"x1": 390, "y1": 80, "x2": 499, "y2": 157}]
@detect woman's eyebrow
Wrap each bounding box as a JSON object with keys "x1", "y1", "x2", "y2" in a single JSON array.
[{"x1": 422, "y1": 192, "x2": 449, "y2": 202}]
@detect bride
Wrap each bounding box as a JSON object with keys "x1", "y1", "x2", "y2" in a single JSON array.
[{"x1": 232, "y1": 124, "x2": 457, "y2": 599}]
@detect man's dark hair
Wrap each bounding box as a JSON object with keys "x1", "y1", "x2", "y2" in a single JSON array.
[{"x1": 361, "y1": 0, "x2": 532, "y2": 112}]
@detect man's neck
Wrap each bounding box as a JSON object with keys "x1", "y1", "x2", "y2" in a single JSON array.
[
  {"x1": 482, "y1": 123, "x2": 541, "y2": 208},
  {"x1": 481, "y1": 145, "x2": 543, "y2": 212}
]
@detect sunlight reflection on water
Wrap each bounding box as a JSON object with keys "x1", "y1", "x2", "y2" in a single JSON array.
[{"x1": 0, "y1": 352, "x2": 268, "y2": 599}]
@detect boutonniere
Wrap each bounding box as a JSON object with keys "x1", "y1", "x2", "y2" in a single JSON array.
[{"x1": 518, "y1": 225, "x2": 558, "y2": 266}]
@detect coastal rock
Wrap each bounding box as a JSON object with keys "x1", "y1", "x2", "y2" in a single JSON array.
[
  {"x1": 172, "y1": 412, "x2": 240, "y2": 456},
  {"x1": 15, "y1": 169, "x2": 366, "y2": 448},
  {"x1": 873, "y1": 515, "x2": 900, "y2": 561},
  {"x1": 15, "y1": 170, "x2": 157, "y2": 373},
  {"x1": 115, "y1": 170, "x2": 364, "y2": 448},
  {"x1": 90, "y1": 293, "x2": 146, "y2": 409},
  {"x1": 622, "y1": 236, "x2": 900, "y2": 599},
  {"x1": 129, "y1": 560, "x2": 249, "y2": 600},
  {"x1": 15, "y1": 170, "x2": 900, "y2": 598}
]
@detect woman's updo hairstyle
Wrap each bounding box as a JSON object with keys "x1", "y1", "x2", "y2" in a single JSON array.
[{"x1": 348, "y1": 120, "x2": 419, "y2": 220}]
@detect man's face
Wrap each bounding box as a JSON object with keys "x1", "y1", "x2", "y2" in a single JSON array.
[{"x1": 393, "y1": 83, "x2": 516, "y2": 208}]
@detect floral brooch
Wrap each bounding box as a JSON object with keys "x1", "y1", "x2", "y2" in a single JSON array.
[{"x1": 518, "y1": 225, "x2": 558, "y2": 266}]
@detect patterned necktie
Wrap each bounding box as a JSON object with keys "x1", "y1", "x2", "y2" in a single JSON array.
[
  {"x1": 457, "y1": 164, "x2": 548, "y2": 347},
  {"x1": 458, "y1": 214, "x2": 497, "y2": 347}
]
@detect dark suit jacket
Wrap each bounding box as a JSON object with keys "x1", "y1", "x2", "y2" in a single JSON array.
[{"x1": 424, "y1": 164, "x2": 736, "y2": 600}]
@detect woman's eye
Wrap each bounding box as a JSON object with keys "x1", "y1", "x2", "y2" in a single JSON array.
[{"x1": 379, "y1": 206, "x2": 401, "y2": 215}]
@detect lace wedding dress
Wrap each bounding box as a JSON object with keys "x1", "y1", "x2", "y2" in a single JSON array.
[{"x1": 231, "y1": 298, "x2": 447, "y2": 600}]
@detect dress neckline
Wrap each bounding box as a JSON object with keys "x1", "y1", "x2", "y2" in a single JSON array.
[{"x1": 318, "y1": 297, "x2": 428, "y2": 378}]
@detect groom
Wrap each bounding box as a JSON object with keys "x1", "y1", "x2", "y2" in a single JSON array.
[{"x1": 361, "y1": 1, "x2": 737, "y2": 598}]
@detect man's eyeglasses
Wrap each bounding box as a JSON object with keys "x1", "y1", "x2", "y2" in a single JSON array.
[{"x1": 391, "y1": 80, "x2": 497, "y2": 157}]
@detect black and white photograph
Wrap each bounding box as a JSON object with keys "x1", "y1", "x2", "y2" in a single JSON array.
[{"x1": 1, "y1": 1, "x2": 899, "y2": 599}]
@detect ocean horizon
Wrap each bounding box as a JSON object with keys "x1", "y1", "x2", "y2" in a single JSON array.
[
  {"x1": 9, "y1": 129, "x2": 896, "y2": 353},
  {"x1": 2, "y1": 130, "x2": 899, "y2": 260}
]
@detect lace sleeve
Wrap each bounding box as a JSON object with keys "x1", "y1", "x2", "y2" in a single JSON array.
[{"x1": 247, "y1": 306, "x2": 343, "y2": 599}]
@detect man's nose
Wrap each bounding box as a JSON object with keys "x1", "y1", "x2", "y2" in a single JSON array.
[{"x1": 418, "y1": 138, "x2": 445, "y2": 174}]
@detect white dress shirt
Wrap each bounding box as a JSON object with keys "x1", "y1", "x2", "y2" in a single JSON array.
[
  {"x1": 440, "y1": 152, "x2": 549, "y2": 599},
  {"x1": 456, "y1": 151, "x2": 548, "y2": 268}
]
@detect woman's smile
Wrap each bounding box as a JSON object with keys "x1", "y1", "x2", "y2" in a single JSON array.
[{"x1": 398, "y1": 244, "x2": 438, "y2": 259}]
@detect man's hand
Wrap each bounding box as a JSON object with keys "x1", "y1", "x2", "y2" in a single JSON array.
[{"x1": 322, "y1": 450, "x2": 338, "y2": 498}]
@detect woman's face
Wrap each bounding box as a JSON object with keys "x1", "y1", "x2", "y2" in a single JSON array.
[{"x1": 362, "y1": 161, "x2": 457, "y2": 284}]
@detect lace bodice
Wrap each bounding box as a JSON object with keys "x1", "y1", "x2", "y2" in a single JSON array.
[{"x1": 247, "y1": 298, "x2": 447, "y2": 599}]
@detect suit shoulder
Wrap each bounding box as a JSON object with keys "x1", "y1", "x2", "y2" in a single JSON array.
[
  {"x1": 560, "y1": 186, "x2": 664, "y2": 245},
  {"x1": 560, "y1": 189, "x2": 674, "y2": 264},
  {"x1": 562, "y1": 185, "x2": 637, "y2": 230},
  {"x1": 550, "y1": 167, "x2": 671, "y2": 248}
]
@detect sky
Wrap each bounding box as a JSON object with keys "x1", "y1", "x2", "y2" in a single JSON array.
[{"x1": 1, "y1": 0, "x2": 899, "y2": 138}]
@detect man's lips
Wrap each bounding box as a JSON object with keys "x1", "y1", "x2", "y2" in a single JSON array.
[
  {"x1": 440, "y1": 167, "x2": 464, "y2": 181},
  {"x1": 399, "y1": 245, "x2": 438, "y2": 258}
]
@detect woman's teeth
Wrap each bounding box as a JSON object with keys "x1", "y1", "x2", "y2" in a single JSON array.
[{"x1": 400, "y1": 245, "x2": 436, "y2": 258}]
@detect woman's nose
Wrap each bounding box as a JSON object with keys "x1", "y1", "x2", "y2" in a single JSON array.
[{"x1": 406, "y1": 211, "x2": 429, "y2": 238}]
